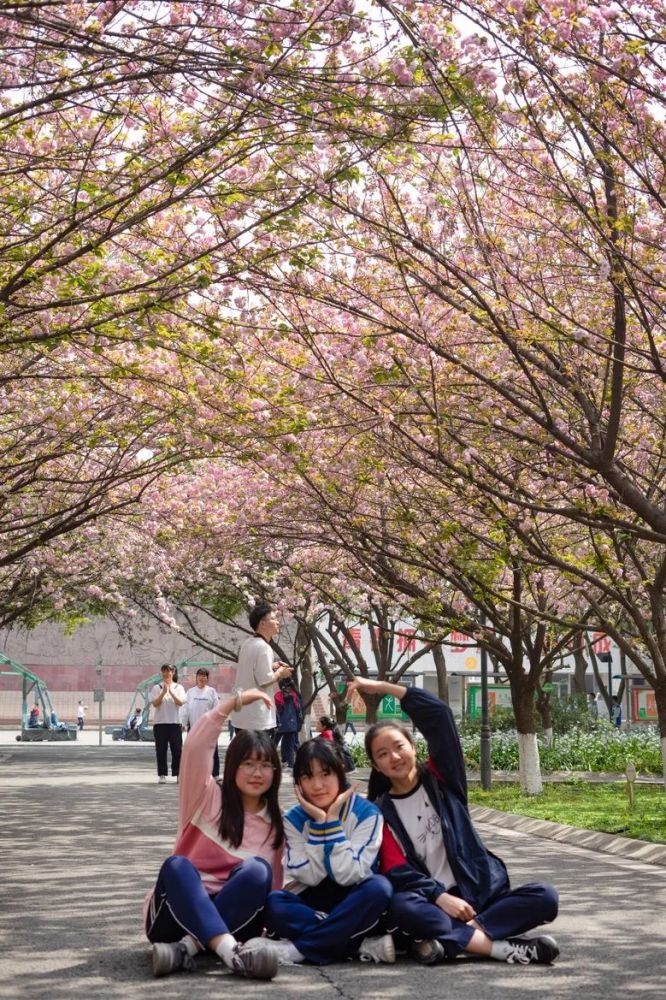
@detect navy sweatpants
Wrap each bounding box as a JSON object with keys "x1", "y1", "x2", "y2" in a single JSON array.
[
  {"x1": 153, "y1": 723, "x2": 182, "y2": 778},
  {"x1": 265, "y1": 874, "x2": 392, "y2": 964},
  {"x1": 276, "y1": 731, "x2": 299, "y2": 768},
  {"x1": 387, "y1": 881, "x2": 558, "y2": 957},
  {"x1": 145, "y1": 855, "x2": 272, "y2": 947}
]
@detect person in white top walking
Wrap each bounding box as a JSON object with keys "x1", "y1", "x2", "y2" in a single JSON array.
[
  {"x1": 150, "y1": 664, "x2": 186, "y2": 783},
  {"x1": 77, "y1": 700, "x2": 88, "y2": 731},
  {"x1": 182, "y1": 667, "x2": 220, "y2": 776},
  {"x1": 231, "y1": 604, "x2": 293, "y2": 734}
]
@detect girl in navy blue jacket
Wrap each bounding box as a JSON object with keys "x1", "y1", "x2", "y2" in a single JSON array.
[{"x1": 348, "y1": 677, "x2": 559, "y2": 967}]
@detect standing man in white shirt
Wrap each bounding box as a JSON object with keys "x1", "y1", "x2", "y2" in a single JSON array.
[
  {"x1": 182, "y1": 667, "x2": 220, "y2": 776},
  {"x1": 231, "y1": 603, "x2": 293, "y2": 734},
  {"x1": 150, "y1": 663, "x2": 186, "y2": 784}
]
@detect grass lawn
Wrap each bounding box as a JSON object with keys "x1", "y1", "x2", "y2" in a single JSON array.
[{"x1": 468, "y1": 781, "x2": 666, "y2": 844}]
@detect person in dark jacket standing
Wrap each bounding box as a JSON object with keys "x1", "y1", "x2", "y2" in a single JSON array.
[
  {"x1": 348, "y1": 677, "x2": 559, "y2": 967},
  {"x1": 274, "y1": 678, "x2": 303, "y2": 769}
]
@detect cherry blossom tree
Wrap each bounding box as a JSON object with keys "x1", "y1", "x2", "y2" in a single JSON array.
[
  {"x1": 2, "y1": 0, "x2": 449, "y2": 616},
  {"x1": 217, "y1": 0, "x2": 666, "y2": 784}
]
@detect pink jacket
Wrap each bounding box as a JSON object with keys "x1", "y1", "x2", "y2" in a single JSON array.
[{"x1": 143, "y1": 705, "x2": 283, "y2": 922}]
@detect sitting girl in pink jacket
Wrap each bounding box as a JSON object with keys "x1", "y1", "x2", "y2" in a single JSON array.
[{"x1": 145, "y1": 688, "x2": 283, "y2": 981}]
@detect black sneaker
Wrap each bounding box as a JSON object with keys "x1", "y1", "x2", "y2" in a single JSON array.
[
  {"x1": 231, "y1": 939, "x2": 279, "y2": 980},
  {"x1": 410, "y1": 938, "x2": 446, "y2": 964},
  {"x1": 504, "y1": 935, "x2": 560, "y2": 965},
  {"x1": 152, "y1": 941, "x2": 195, "y2": 978}
]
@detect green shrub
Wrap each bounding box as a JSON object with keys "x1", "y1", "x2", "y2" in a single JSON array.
[
  {"x1": 348, "y1": 725, "x2": 663, "y2": 774},
  {"x1": 460, "y1": 706, "x2": 517, "y2": 736},
  {"x1": 548, "y1": 693, "x2": 600, "y2": 735}
]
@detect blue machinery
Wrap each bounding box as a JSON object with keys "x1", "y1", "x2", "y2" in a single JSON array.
[{"x1": 0, "y1": 651, "x2": 78, "y2": 740}]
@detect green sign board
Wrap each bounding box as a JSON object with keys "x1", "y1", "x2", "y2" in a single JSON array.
[
  {"x1": 337, "y1": 684, "x2": 409, "y2": 722},
  {"x1": 468, "y1": 684, "x2": 514, "y2": 719}
]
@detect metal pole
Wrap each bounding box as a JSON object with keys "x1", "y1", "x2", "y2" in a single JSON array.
[
  {"x1": 607, "y1": 652, "x2": 613, "y2": 702},
  {"x1": 480, "y1": 618, "x2": 492, "y2": 790},
  {"x1": 97, "y1": 659, "x2": 103, "y2": 747}
]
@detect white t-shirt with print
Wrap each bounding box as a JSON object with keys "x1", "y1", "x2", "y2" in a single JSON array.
[
  {"x1": 182, "y1": 684, "x2": 219, "y2": 729},
  {"x1": 390, "y1": 780, "x2": 456, "y2": 890}
]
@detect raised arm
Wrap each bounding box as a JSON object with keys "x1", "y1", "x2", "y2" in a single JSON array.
[
  {"x1": 178, "y1": 688, "x2": 271, "y2": 833},
  {"x1": 348, "y1": 678, "x2": 467, "y2": 802}
]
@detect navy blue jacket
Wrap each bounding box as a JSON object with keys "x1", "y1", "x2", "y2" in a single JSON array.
[
  {"x1": 375, "y1": 687, "x2": 509, "y2": 910},
  {"x1": 275, "y1": 689, "x2": 302, "y2": 734}
]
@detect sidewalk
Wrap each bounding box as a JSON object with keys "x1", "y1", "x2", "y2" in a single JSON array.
[{"x1": 1, "y1": 742, "x2": 665, "y2": 1000}]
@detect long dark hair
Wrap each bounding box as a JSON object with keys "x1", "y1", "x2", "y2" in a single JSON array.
[
  {"x1": 365, "y1": 720, "x2": 417, "y2": 801},
  {"x1": 218, "y1": 730, "x2": 283, "y2": 849},
  {"x1": 293, "y1": 738, "x2": 347, "y2": 796}
]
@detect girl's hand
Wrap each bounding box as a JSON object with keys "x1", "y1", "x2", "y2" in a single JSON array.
[
  {"x1": 325, "y1": 785, "x2": 355, "y2": 822},
  {"x1": 241, "y1": 687, "x2": 273, "y2": 709},
  {"x1": 295, "y1": 785, "x2": 327, "y2": 823},
  {"x1": 436, "y1": 892, "x2": 476, "y2": 922}
]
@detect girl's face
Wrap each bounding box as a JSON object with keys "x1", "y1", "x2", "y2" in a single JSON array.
[
  {"x1": 299, "y1": 760, "x2": 342, "y2": 812},
  {"x1": 235, "y1": 754, "x2": 275, "y2": 801},
  {"x1": 315, "y1": 719, "x2": 326, "y2": 733},
  {"x1": 370, "y1": 727, "x2": 417, "y2": 783}
]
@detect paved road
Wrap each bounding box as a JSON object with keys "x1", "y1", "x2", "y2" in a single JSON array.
[{"x1": 1, "y1": 743, "x2": 665, "y2": 1000}]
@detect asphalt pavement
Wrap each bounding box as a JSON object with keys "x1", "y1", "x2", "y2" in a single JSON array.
[{"x1": 1, "y1": 740, "x2": 665, "y2": 1000}]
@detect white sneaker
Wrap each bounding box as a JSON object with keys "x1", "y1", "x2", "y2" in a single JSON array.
[
  {"x1": 158, "y1": 775, "x2": 166, "y2": 784},
  {"x1": 245, "y1": 937, "x2": 302, "y2": 966},
  {"x1": 230, "y1": 938, "x2": 279, "y2": 979},
  {"x1": 359, "y1": 934, "x2": 396, "y2": 964},
  {"x1": 152, "y1": 941, "x2": 194, "y2": 977}
]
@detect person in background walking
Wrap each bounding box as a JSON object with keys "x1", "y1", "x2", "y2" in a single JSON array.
[
  {"x1": 231, "y1": 603, "x2": 293, "y2": 735},
  {"x1": 611, "y1": 696, "x2": 623, "y2": 728},
  {"x1": 274, "y1": 677, "x2": 303, "y2": 769},
  {"x1": 150, "y1": 664, "x2": 186, "y2": 784},
  {"x1": 182, "y1": 667, "x2": 220, "y2": 776},
  {"x1": 587, "y1": 692, "x2": 599, "y2": 720},
  {"x1": 77, "y1": 700, "x2": 88, "y2": 731}
]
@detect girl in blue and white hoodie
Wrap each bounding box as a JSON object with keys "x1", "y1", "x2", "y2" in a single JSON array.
[{"x1": 264, "y1": 738, "x2": 394, "y2": 965}]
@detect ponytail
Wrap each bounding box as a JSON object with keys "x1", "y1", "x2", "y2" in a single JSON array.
[{"x1": 319, "y1": 715, "x2": 344, "y2": 748}]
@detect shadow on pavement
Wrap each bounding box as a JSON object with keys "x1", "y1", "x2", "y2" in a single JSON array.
[{"x1": 1, "y1": 745, "x2": 665, "y2": 1000}]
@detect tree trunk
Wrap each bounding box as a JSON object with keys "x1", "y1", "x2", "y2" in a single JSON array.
[
  {"x1": 330, "y1": 691, "x2": 348, "y2": 726},
  {"x1": 573, "y1": 642, "x2": 588, "y2": 694},
  {"x1": 432, "y1": 643, "x2": 449, "y2": 703},
  {"x1": 518, "y1": 732, "x2": 542, "y2": 794},
  {"x1": 295, "y1": 623, "x2": 314, "y2": 741},
  {"x1": 512, "y1": 678, "x2": 543, "y2": 794},
  {"x1": 360, "y1": 692, "x2": 382, "y2": 725},
  {"x1": 536, "y1": 688, "x2": 553, "y2": 746},
  {"x1": 587, "y1": 642, "x2": 612, "y2": 715}
]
